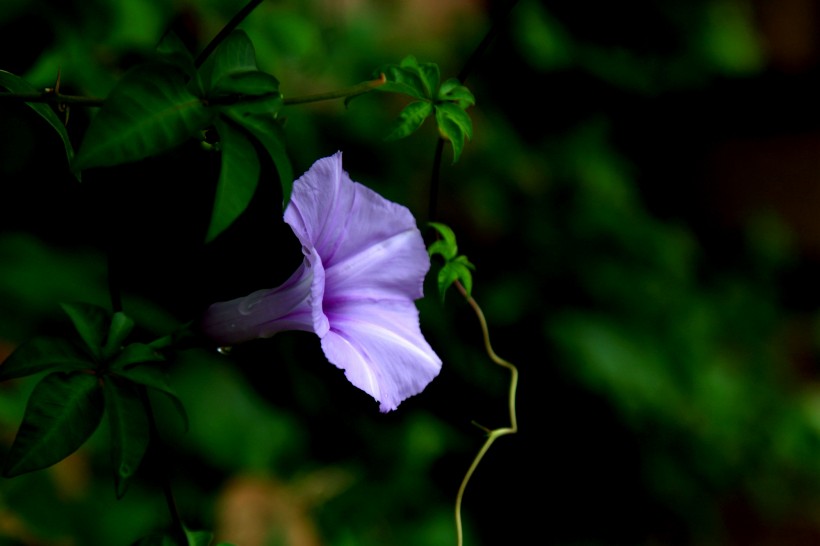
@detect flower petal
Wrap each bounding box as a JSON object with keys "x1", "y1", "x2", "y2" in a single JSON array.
[
  {"x1": 323, "y1": 228, "x2": 429, "y2": 303},
  {"x1": 201, "y1": 248, "x2": 328, "y2": 344},
  {"x1": 319, "y1": 299, "x2": 441, "y2": 412},
  {"x1": 285, "y1": 152, "x2": 426, "y2": 282}
]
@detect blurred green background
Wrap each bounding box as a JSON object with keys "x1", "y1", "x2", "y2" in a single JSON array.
[{"x1": 4, "y1": 0, "x2": 820, "y2": 545}]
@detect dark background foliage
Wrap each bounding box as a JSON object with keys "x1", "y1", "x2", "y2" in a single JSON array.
[{"x1": 4, "y1": 1, "x2": 820, "y2": 545}]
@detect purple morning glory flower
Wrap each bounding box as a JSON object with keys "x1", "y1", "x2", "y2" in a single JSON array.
[{"x1": 202, "y1": 152, "x2": 441, "y2": 412}]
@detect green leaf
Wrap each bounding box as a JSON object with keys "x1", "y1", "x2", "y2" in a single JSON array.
[
  {"x1": 396, "y1": 56, "x2": 428, "y2": 92},
  {"x1": 3, "y1": 372, "x2": 104, "y2": 477},
  {"x1": 376, "y1": 57, "x2": 428, "y2": 100},
  {"x1": 377, "y1": 56, "x2": 441, "y2": 100},
  {"x1": 211, "y1": 70, "x2": 280, "y2": 100},
  {"x1": 435, "y1": 103, "x2": 473, "y2": 139},
  {"x1": 103, "y1": 378, "x2": 149, "y2": 498},
  {"x1": 427, "y1": 240, "x2": 453, "y2": 260},
  {"x1": 102, "y1": 311, "x2": 135, "y2": 360},
  {"x1": 437, "y1": 78, "x2": 475, "y2": 109},
  {"x1": 225, "y1": 111, "x2": 293, "y2": 209},
  {"x1": 438, "y1": 258, "x2": 475, "y2": 301},
  {"x1": 426, "y1": 222, "x2": 475, "y2": 300},
  {"x1": 185, "y1": 529, "x2": 214, "y2": 546},
  {"x1": 427, "y1": 221, "x2": 458, "y2": 260},
  {"x1": 434, "y1": 102, "x2": 473, "y2": 163},
  {"x1": 111, "y1": 360, "x2": 172, "y2": 387},
  {"x1": 384, "y1": 100, "x2": 433, "y2": 141},
  {"x1": 415, "y1": 61, "x2": 440, "y2": 99},
  {"x1": 453, "y1": 255, "x2": 476, "y2": 296},
  {"x1": 0, "y1": 337, "x2": 93, "y2": 381},
  {"x1": 61, "y1": 302, "x2": 110, "y2": 361},
  {"x1": 206, "y1": 118, "x2": 261, "y2": 242},
  {"x1": 197, "y1": 26, "x2": 278, "y2": 105},
  {"x1": 375, "y1": 79, "x2": 425, "y2": 99},
  {"x1": 73, "y1": 62, "x2": 213, "y2": 171},
  {"x1": 114, "y1": 363, "x2": 189, "y2": 432},
  {"x1": 199, "y1": 29, "x2": 259, "y2": 92},
  {"x1": 216, "y1": 91, "x2": 283, "y2": 116},
  {"x1": 0, "y1": 70, "x2": 79, "y2": 181},
  {"x1": 155, "y1": 31, "x2": 197, "y2": 83},
  {"x1": 108, "y1": 343, "x2": 165, "y2": 372}
]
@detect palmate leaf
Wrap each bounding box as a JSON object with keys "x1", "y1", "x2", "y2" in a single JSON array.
[
  {"x1": 72, "y1": 62, "x2": 213, "y2": 172},
  {"x1": 109, "y1": 342, "x2": 165, "y2": 370},
  {"x1": 206, "y1": 117, "x2": 261, "y2": 242},
  {"x1": 437, "y1": 78, "x2": 475, "y2": 109},
  {"x1": 103, "y1": 377, "x2": 149, "y2": 499},
  {"x1": 2, "y1": 372, "x2": 104, "y2": 477},
  {"x1": 61, "y1": 302, "x2": 109, "y2": 361},
  {"x1": 427, "y1": 222, "x2": 475, "y2": 300},
  {"x1": 413, "y1": 58, "x2": 440, "y2": 98},
  {"x1": 427, "y1": 221, "x2": 458, "y2": 261},
  {"x1": 0, "y1": 337, "x2": 93, "y2": 382},
  {"x1": 374, "y1": 57, "x2": 475, "y2": 162},
  {"x1": 103, "y1": 311, "x2": 136, "y2": 360},
  {"x1": 377, "y1": 68, "x2": 427, "y2": 100},
  {"x1": 438, "y1": 256, "x2": 476, "y2": 300},
  {"x1": 113, "y1": 362, "x2": 189, "y2": 433},
  {"x1": 0, "y1": 70, "x2": 78, "y2": 180},
  {"x1": 376, "y1": 55, "x2": 438, "y2": 100},
  {"x1": 384, "y1": 101, "x2": 433, "y2": 141},
  {"x1": 434, "y1": 102, "x2": 473, "y2": 163}
]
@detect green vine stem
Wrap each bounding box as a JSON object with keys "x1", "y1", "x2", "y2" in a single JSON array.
[
  {"x1": 0, "y1": 75, "x2": 386, "y2": 109},
  {"x1": 283, "y1": 74, "x2": 386, "y2": 105},
  {"x1": 453, "y1": 280, "x2": 518, "y2": 546},
  {"x1": 0, "y1": 90, "x2": 104, "y2": 107}
]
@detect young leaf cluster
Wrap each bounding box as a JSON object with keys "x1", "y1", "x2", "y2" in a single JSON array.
[
  {"x1": 427, "y1": 222, "x2": 475, "y2": 300},
  {"x1": 376, "y1": 55, "x2": 475, "y2": 163},
  {"x1": 0, "y1": 303, "x2": 187, "y2": 499},
  {"x1": 70, "y1": 30, "x2": 293, "y2": 243}
]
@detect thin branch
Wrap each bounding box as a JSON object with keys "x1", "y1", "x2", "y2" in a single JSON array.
[
  {"x1": 457, "y1": 0, "x2": 520, "y2": 85},
  {"x1": 428, "y1": 138, "x2": 445, "y2": 224},
  {"x1": 283, "y1": 74, "x2": 386, "y2": 105},
  {"x1": 0, "y1": 91, "x2": 104, "y2": 107},
  {"x1": 0, "y1": 74, "x2": 386, "y2": 112},
  {"x1": 194, "y1": 0, "x2": 265, "y2": 68}
]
